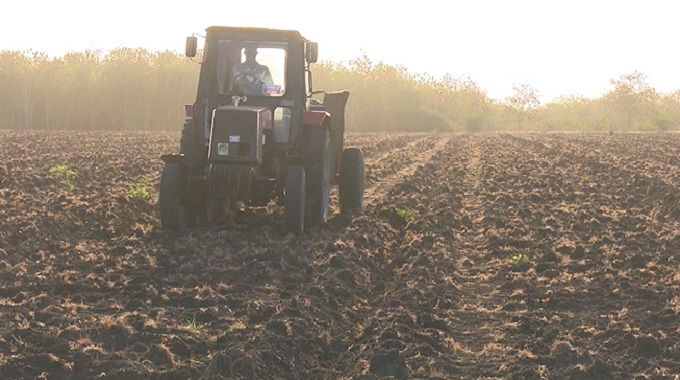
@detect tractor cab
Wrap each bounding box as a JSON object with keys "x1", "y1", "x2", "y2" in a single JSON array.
[{"x1": 185, "y1": 27, "x2": 316, "y2": 148}]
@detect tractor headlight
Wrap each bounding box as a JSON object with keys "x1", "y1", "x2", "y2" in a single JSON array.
[{"x1": 217, "y1": 143, "x2": 229, "y2": 156}]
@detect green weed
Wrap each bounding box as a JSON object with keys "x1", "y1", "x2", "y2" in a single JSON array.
[
  {"x1": 396, "y1": 208, "x2": 420, "y2": 224},
  {"x1": 129, "y1": 177, "x2": 152, "y2": 199},
  {"x1": 184, "y1": 317, "x2": 207, "y2": 330},
  {"x1": 49, "y1": 164, "x2": 76, "y2": 191}
]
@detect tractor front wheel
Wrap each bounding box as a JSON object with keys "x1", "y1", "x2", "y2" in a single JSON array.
[
  {"x1": 159, "y1": 163, "x2": 187, "y2": 230},
  {"x1": 179, "y1": 121, "x2": 207, "y2": 224},
  {"x1": 284, "y1": 165, "x2": 306, "y2": 235}
]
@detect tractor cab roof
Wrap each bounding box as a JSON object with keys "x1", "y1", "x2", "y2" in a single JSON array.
[{"x1": 204, "y1": 26, "x2": 308, "y2": 42}]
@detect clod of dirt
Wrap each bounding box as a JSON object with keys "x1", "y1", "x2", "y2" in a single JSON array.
[
  {"x1": 23, "y1": 353, "x2": 65, "y2": 373},
  {"x1": 353, "y1": 375, "x2": 379, "y2": 380},
  {"x1": 417, "y1": 312, "x2": 448, "y2": 331},
  {"x1": 629, "y1": 253, "x2": 648, "y2": 269},
  {"x1": 266, "y1": 319, "x2": 289, "y2": 336},
  {"x1": 201, "y1": 352, "x2": 232, "y2": 379},
  {"x1": 634, "y1": 357, "x2": 649, "y2": 371},
  {"x1": 329, "y1": 254, "x2": 348, "y2": 269},
  {"x1": 379, "y1": 339, "x2": 404, "y2": 351},
  {"x1": 72, "y1": 351, "x2": 92, "y2": 372},
  {"x1": 572, "y1": 245, "x2": 586, "y2": 259},
  {"x1": 368, "y1": 349, "x2": 409, "y2": 379},
  {"x1": 170, "y1": 336, "x2": 192, "y2": 358},
  {"x1": 147, "y1": 343, "x2": 176, "y2": 366},
  {"x1": 586, "y1": 359, "x2": 615, "y2": 380},
  {"x1": 336, "y1": 269, "x2": 356, "y2": 286},
  {"x1": 634, "y1": 335, "x2": 660, "y2": 356},
  {"x1": 543, "y1": 251, "x2": 561, "y2": 263},
  {"x1": 232, "y1": 356, "x2": 255, "y2": 380},
  {"x1": 555, "y1": 243, "x2": 574, "y2": 255},
  {"x1": 379, "y1": 328, "x2": 400, "y2": 341}
]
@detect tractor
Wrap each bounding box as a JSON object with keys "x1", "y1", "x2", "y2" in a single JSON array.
[{"x1": 159, "y1": 26, "x2": 364, "y2": 234}]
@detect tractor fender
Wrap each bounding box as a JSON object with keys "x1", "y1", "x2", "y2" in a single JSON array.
[
  {"x1": 161, "y1": 153, "x2": 186, "y2": 164},
  {"x1": 184, "y1": 104, "x2": 194, "y2": 119},
  {"x1": 303, "y1": 111, "x2": 330, "y2": 127},
  {"x1": 287, "y1": 155, "x2": 307, "y2": 166}
]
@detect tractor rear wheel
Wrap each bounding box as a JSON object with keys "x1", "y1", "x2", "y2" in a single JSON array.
[
  {"x1": 339, "y1": 148, "x2": 364, "y2": 214},
  {"x1": 284, "y1": 165, "x2": 306, "y2": 235},
  {"x1": 305, "y1": 127, "x2": 331, "y2": 227},
  {"x1": 159, "y1": 163, "x2": 187, "y2": 230}
]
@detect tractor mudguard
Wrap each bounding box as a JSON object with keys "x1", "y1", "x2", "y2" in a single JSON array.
[
  {"x1": 161, "y1": 153, "x2": 186, "y2": 164},
  {"x1": 321, "y1": 91, "x2": 350, "y2": 176},
  {"x1": 286, "y1": 155, "x2": 307, "y2": 166},
  {"x1": 303, "y1": 111, "x2": 329, "y2": 127}
]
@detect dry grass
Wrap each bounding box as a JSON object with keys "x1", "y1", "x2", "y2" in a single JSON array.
[
  {"x1": 444, "y1": 337, "x2": 473, "y2": 354},
  {"x1": 517, "y1": 346, "x2": 536, "y2": 359},
  {"x1": 480, "y1": 342, "x2": 512, "y2": 357}
]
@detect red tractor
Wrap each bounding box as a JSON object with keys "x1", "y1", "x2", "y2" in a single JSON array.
[{"x1": 159, "y1": 26, "x2": 364, "y2": 234}]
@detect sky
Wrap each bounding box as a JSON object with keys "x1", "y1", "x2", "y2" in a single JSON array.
[{"x1": 2, "y1": 0, "x2": 679, "y2": 102}]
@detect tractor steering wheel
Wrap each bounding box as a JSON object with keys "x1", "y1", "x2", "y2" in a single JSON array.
[{"x1": 233, "y1": 72, "x2": 263, "y2": 95}]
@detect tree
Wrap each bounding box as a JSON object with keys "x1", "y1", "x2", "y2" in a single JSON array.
[
  {"x1": 506, "y1": 83, "x2": 540, "y2": 129},
  {"x1": 605, "y1": 71, "x2": 657, "y2": 131},
  {"x1": 654, "y1": 90, "x2": 680, "y2": 131}
]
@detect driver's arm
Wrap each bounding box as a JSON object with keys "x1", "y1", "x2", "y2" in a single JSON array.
[
  {"x1": 261, "y1": 66, "x2": 274, "y2": 85},
  {"x1": 232, "y1": 64, "x2": 245, "y2": 80}
]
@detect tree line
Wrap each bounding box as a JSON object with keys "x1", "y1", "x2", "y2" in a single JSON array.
[
  {"x1": 0, "y1": 49, "x2": 197, "y2": 131},
  {"x1": 1, "y1": 49, "x2": 679, "y2": 132}
]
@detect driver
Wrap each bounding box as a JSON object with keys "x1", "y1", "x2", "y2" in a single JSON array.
[{"x1": 232, "y1": 45, "x2": 274, "y2": 95}]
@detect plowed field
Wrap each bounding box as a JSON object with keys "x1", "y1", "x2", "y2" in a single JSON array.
[{"x1": 1, "y1": 131, "x2": 679, "y2": 379}]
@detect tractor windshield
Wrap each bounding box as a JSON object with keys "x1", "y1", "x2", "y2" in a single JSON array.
[{"x1": 217, "y1": 40, "x2": 287, "y2": 97}]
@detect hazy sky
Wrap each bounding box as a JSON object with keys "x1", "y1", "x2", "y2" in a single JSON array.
[{"x1": 2, "y1": 0, "x2": 679, "y2": 102}]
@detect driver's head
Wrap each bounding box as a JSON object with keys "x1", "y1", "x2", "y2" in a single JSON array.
[{"x1": 244, "y1": 45, "x2": 258, "y2": 61}]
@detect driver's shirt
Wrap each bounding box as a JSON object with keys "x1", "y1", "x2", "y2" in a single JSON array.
[{"x1": 232, "y1": 62, "x2": 274, "y2": 95}]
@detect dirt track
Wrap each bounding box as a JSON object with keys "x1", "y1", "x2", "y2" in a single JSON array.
[{"x1": 1, "y1": 131, "x2": 679, "y2": 379}]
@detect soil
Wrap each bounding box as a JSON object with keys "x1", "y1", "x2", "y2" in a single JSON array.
[{"x1": 0, "y1": 130, "x2": 679, "y2": 379}]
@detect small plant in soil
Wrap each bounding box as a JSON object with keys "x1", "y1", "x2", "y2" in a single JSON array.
[
  {"x1": 49, "y1": 164, "x2": 76, "y2": 191},
  {"x1": 396, "y1": 208, "x2": 420, "y2": 224},
  {"x1": 511, "y1": 252, "x2": 528, "y2": 263},
  {"x1": 185, "y1": 317, "x2": 207, "y2": 330},
  {"x1": 129, "y1": 177, "x2": 152, "y2": 199}
]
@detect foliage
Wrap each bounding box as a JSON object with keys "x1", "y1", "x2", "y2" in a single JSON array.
[
  {"x1": 1, "y1": 49, "x2": 680, "y2": 132},
  {"x1": 49, "y1": 164, "x2": 76, "y2": 191},
  {"x1": 506, "y1": 83, "x2": 541, "y2": 129},
  {"x1": 0, "y1": 49, "x2": 198, "y2": 131},
  {"x1": 398, "y1": 107, "x2": 453, "y2": 132},
  {"x1": 604, "y1": 71, "x2": 657, "y2": 131}
]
